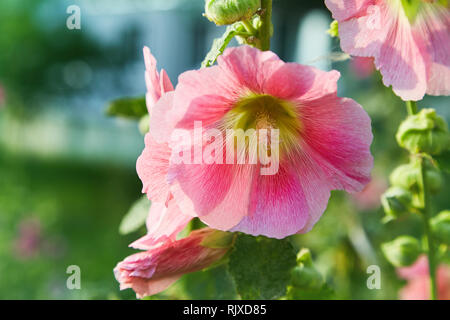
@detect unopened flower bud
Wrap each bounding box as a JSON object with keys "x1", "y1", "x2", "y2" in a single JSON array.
[
  {"x1": 205, "y1": 0, "x2": 261, "y2": 26},
  {"x1": 381, "y1": 186, "x2": 412, "y2": 219},
  {"x1": 431, "y1": 210, "x2": 450, "y2": 245},
  {"x1": 396, "y1": 108, "x2": 450, "y2": 155},
  {"x1": 390, "y1": 159, "x2": 442, "y2": 207},
  {"x1": 381, "y1": 236, "x2": 421, "y2": 267}
]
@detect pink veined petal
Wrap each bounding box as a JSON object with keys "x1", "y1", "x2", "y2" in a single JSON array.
[
  {"x1": 169, "y1": 164, "x2": 255, "y2": 231},
  {"x1": 265, "y1": 64, "x2": 341, "y2": 101},
  {"x1": 136, "y1": 133, "x2": 171, "y2": 203},
  {"x1": 230, "y1": 162, "x2": 311, "y2": 239},
  {"x1": 413, "y1": 3, "x2": 450, "y2": 96},
  {"x1": 170, "y1": 65, "x2": 242, "y2": 132},
  {"x1": 334, "y1": 0, "x2": 427, "y2": 100},
  {"x1": 217, "y1": 45, "x2": 282, "y2": 93},
  {"x1": 175, "y1": 94, "x2": 235, "y2": 130},
  {"x1": 325, "y1": 0, "x2": 374, "y2": 21},
  {"x1": 129, "y1": 199, "x2": 192, "y2": 250},
  {"x1": 296, "y1": 95, "x2": 374, "y2": 194},
  {"x1": 114, "y1": 228, "x2": 229, "y2": 298}
]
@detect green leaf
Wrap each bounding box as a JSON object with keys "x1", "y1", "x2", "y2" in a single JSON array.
[
  {"x1": 168, "y1": 265, "x2": 238, "y2": 300},
  {"x1": 228, "y1": 234, "x2": 297, "y2": 299},
  {"x1": 201, "y1": 24, "x2": 241, "y2": 68},
  {"x1": 119, "y1": 196, "x2": 150, "y2": 235},
  {"x1": 106, "y1": 96, "x2": 147, "y2": 119}
]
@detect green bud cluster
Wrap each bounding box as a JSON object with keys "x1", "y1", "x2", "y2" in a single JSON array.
[{"x1": 396, "y1": 108, "x2": 450, "y2": 156}]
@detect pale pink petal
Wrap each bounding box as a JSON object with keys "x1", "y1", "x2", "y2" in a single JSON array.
[
  {"x1": 130, "y1": 199, "x2": 192, "y2": 250},
  {"x1": 325, "y1": 0, "x2": 374, "y2": 21},
  {"x1": 136, "y1": 133, "x2": 171, "y2": 203},
  {"x1": 149, "y1": 91, "x2": 177, "y2": 144},
  {"x1": 160, "y1": 69, "x2": 174, "y2": 94},
  {"x1": 413, "y1": 3, "x2": 450, "y2": 96},
  {"x1": 143, "y1": 46, "x2": 174, "y2": 114},
  {"x1": 330, "y1": 1, "x2": 428, "y2": 100}
]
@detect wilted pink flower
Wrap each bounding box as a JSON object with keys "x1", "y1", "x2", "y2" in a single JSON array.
[
  {"x1": 114, "y1": 228, "x2": 233, "y2": 298},
  {"x1": 397, "y1": 255, "x2": 450, "y2": 300},
  {"x1": 139, "y1": 45, "x2": 373, "y2": 239},
  {"x1": 325, "y1": 0, "x2": 450, "y2": 101}
]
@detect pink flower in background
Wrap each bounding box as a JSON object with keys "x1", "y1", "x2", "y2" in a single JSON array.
[
  {"x1": 397, "y1": 255, "x2": 450, "y2": 300},
  {"x1": 325, "y1": 0, "x2": 450, "y2": 101},
  {"x1": 351, "y1": 175, "x2": 387, "y2": 210},
  {"x1": 350, "y1": 57, "x2": 375, "y2": 78},
  {"x1": 140, "y1": 45, "x2": 373, "y2": 239},
  {"x1": 13, "y1": 218, "x2": 42, "y2": 259},
  {"x1": 114, "y1": 228, "x2": 232, "y2": 298}
]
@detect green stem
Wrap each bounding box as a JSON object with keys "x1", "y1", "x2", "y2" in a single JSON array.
[
  {"x1": 405, "y1": 101, "x2": 418, "y2": 115},
  {"x1": 260, "y1": 0, "x2": 273, "y2": 51},
  {"x1": 420, "y1": 158, "x2": 439, "y2": 300},
  {"x1": 242, "y1": 20, "x2": 257, "y2": 35}
]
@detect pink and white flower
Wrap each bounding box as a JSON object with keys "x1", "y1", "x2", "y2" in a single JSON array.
[
  {"x1": 138, "y1": 45, "x2": 373, "y2": 239},
  {"x1": 114, "y1": 228, "x2": 232, "y2": 298},
  {"x1": 325, "y1": 0, "x2": 450, "y2": 101}
]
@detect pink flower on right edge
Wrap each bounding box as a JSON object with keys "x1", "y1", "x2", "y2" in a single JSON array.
[
  {"x1": 397, "y1": 255, "x2": 450, "y2": 300},
  {"x1": 325, "y1": 0, "x2": 450, "y2": 101}
]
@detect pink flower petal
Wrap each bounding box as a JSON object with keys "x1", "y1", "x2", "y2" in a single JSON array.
[
  {"x1": 337, "y1": 1, "x2": 427, "y2": 100},
  {"x1": 130, "y1": 199, "x2": 192, "y2": 250},
  {"x1": 413, "y1": 3, "x2": 450, "y2": 96},
  {"x1": 136, "y1": 133, "x2": 171, "y2": 203}
]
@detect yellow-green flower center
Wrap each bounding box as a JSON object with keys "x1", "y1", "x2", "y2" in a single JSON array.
[{"x1": 223, "y1": 94, "x2": 301, "y2": 155}]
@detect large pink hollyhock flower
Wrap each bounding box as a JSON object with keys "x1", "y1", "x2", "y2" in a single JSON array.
[
  {"x1": 397, "y1": 255, "x2": 450, "y2": 300},
  {"x1": 114, "y1": 228, "x2": 233, "y2": 298},
  {"x1": 143, "y1": 45, "x2": 373, "y2": 239},
  {"x1": 325, "y1": 0, "x2": 450, "y2": 101}
]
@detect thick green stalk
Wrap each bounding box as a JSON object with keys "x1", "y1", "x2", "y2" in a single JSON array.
[
  {"x1": 404, "y1": 100, "x2": 438, "y2": 299},
  {"x1": 260, "y1": 0, "x2": 272, "y2": 51},
  {"x1": 420, "y1": 158, "x2": 438, "y2": 300}
]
